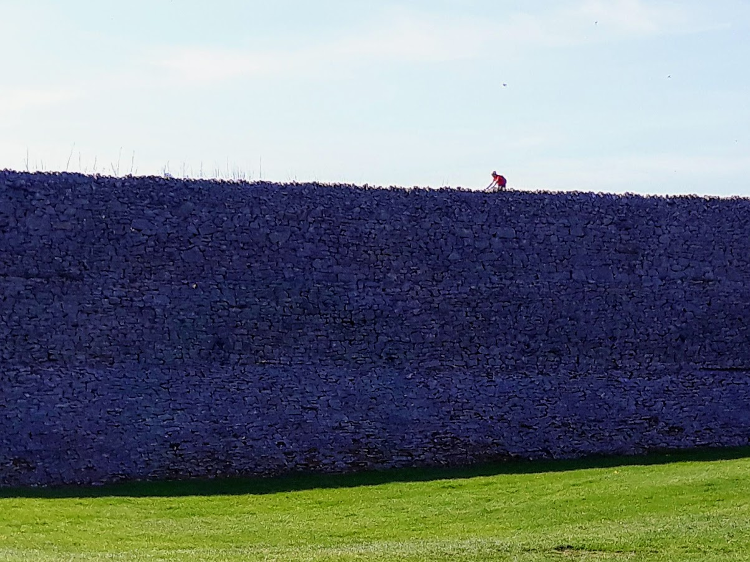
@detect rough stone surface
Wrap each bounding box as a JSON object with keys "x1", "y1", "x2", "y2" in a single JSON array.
[{"x1": 2, "y1": 170, "x2": 750, "y2": 487}]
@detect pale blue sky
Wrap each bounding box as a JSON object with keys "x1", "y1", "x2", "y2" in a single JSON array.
[{"x1": 1, "y1": 0, "x2": 749, "y2": 195}]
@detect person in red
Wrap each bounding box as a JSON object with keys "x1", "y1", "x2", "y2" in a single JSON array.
[{"x1": 485, "y1": 171, "x2": 507, "y2": 192}]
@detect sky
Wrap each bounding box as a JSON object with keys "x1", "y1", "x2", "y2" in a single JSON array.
[{"x1": 1, "y1": 0, "x2": 749, "y2": 195}]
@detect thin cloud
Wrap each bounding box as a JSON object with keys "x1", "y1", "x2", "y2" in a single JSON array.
[
  {"x1": 152, "y1": 1, "x2": 724, "y2": 85},
  {"x1": 578, "y1": 0, "x2": 687, "y2": 35},
  {"x1": 156, "y1": 47, "x2": 277, "y2": 82},
  {"x1": 326, "y1": 14, "x2": 486, "y2": 64},
  {"x1": 153, "y1": 12, "x2": 489, "y2": 84},
  {"x1": 0, "y1": 87, "x2": 81, "y2": 115},
  {"x1": 502, "y1": 0, "x2": 727, "y2": 47}
]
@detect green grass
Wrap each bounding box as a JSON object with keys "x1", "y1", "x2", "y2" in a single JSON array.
[{"x1": 2, "y1": 448, "x2": 750, "y2": 561}]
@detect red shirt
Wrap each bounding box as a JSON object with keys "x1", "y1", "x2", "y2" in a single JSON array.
[{"x1": 493, "y1": 175, "x2": 507, "y2": 188}]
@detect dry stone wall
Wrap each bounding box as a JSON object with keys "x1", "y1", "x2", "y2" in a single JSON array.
[{"x1": 2, "y1": 170, "x2": 750, "y2": 487}]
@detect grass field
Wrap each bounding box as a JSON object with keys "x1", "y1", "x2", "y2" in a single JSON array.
[{"x1": 2, "y1": 448, "x2": 750, "y2": 561}]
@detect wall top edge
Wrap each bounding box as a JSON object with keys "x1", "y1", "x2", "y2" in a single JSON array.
[{"x1": 1, "y1": 169, "x2": 745, "y2": 202}]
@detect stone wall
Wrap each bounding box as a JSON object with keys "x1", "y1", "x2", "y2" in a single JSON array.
[{"x1": 2, "y1": 170, "x2": 750, "y2": 487}]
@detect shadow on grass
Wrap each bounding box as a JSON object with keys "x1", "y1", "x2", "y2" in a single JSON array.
[{"x1": 3, "y1": 446, "x2": 750, "y2": 499}]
